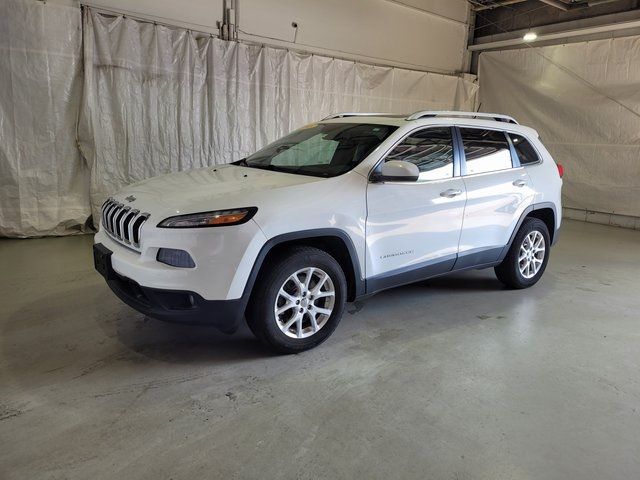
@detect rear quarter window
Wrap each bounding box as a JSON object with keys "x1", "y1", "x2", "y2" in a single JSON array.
[{"x1": 509, "y1": 133, "x2": 541, "y2": 165}]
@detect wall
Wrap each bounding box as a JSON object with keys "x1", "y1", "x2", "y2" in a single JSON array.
[
  {"x1": 0, "y1": 0, "x2": 90, "y2": 237},
  {"x1": 479, "y1": 37, "x2": 640, "y2": 221},
  {"x1": 83, "y1": 0, "x2": 471, "y2": 73}
]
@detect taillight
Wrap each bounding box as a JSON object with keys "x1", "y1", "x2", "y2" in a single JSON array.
[{"x1": 557, "y1": 163, "x2": 564, "y2": 178}]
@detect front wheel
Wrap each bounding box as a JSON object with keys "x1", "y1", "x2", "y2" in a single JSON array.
[
  {"x1": 247, "y1": 246, "x2": 347, "y2": 353},
  {"x1": 494, "y1": 217, "x2": 550, "y2": 289}
]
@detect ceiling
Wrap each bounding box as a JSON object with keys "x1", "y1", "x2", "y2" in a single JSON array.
[
  {"x1": 470, "y1": 0, "x2": 632, "y2": 10},
  {"x1": 471, "y1": 0, "x2": 640, "y2": 36}
]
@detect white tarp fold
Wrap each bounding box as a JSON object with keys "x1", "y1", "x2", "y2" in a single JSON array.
[
  {"x1": 79, "y1": 9, "x2": 478, "y2": 224},
  {"x1": 479, "y1": 38, "x2": 640, "y2": 218},
  {"x1": 0, "y1": 0, "x2": 90, "y2": 237}
]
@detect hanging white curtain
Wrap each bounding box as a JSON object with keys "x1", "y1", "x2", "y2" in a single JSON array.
[
  {"x1": 0, "y1": 3, "x2": 478, "y2": 237},
  {"x1": 0, "y1": 0, "x2": 90, "y2": 237},
  {"x1": 479, "y1": 38, "x2": 640, "y2": 218},
  {"x1": 79, "y1": 8, "x2": 478, "y2": 225}
]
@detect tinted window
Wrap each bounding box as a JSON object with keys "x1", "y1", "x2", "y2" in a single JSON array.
[
  {"x1": 242, "y1": 123, "x2": 397, "y2": 178},
  {"x1": 460, "y1": 128, "x2": 512, "y2": 175},
  {"x1": 509, "y1": 133, "x2": 540, "y2": 165},
  {"x1": 384, "y1": 127, "x2": 454, "y2": 181}
]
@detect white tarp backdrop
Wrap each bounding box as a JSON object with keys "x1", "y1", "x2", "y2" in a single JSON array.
[
  {"x1": 0, "y1": 0, "x2": 90, "y2": 237},
  {"x1": 0, "y1": 3, "x2": 478, "y2": 237},
  {"x1": 78, "y1": 9, "x2": 478, "y2": 226},
  {"x1": 479, "y1": 38, "x2": 640, "y2": 218}
]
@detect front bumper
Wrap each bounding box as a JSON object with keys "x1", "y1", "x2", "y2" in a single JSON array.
[
  {"x1": 94, "y1": 218, "x2": 266, "y2": 301},
  {"x1": 94, "y1": 243, "x2": 244, "y2": 332}
]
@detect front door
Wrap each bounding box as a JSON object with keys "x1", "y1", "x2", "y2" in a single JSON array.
[{"x1": 365, "y1": 127, "x2": 467, "y2": 291}]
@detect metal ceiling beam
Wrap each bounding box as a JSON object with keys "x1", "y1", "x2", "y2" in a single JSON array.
[
  {"x1": 468, "y1": 17, "x2": 640, "y2": 50},
  {"x1": 538, "y1": 0, "x2": 623, "y2": 10},
  {"x1": 470, "y1": 0, "x2": 624, "y2": 11},
  {"x1": 471, "y1": 0, "x2": 529, "y2": 11}
]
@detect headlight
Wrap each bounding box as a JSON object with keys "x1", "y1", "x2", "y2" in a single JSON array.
[{"x1": 157, "y1": 207, "x2": 257, "y2": 228}]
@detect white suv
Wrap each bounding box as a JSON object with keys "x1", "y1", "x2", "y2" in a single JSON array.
[{"x1": 94, "y1": 111, "x2": 563, "y2": 353}]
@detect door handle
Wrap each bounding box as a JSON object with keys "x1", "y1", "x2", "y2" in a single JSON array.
[
  {"x1": 513, "y1": 179, "x2": 527, "y2": 187},
  {"x1": 440, "y1": 188, "x2": 463, "y2": 198}
]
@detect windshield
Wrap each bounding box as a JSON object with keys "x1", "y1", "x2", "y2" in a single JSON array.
[{"x1": 238, "y1": 123, "x2": 397, "y2": 177}]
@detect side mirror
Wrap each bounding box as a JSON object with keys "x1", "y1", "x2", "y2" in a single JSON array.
[{"x1": 374, "y1": 160, "x2": 419, "y2": 182}]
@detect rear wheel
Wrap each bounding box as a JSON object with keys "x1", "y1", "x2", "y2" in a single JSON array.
[
  {"x1": 246, "y1": 246, "x2": 347, "y2": 353},
  {"x1": 494, "y1": 217, "x2": 550, "y2": 289}
]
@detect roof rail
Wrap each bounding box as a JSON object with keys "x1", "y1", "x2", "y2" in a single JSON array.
[
  {"x1": 406, "y1": 110, "x2": 519, "y2": 124},
  {"x1": 322, "y1": 112, "x2": 394, "y2": 120}
]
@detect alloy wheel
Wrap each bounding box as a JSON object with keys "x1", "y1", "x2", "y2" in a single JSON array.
[
  {"x1": 274, "y1": 267, "x2": 336, "y2": 339},
  {"x1": 518, "y1": 230, "x2": 545, "y2": 279}
]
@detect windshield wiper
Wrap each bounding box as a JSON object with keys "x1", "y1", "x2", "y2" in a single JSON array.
[
  {"x1": 233, "y1": 159, "x2": 277, "y2": 171},
  {"x1": 234, "y1": 159, "x2": 329, "y2": 177},
  {"x1": 235, "y1": 161, "x2": 283, "y2": 173},
  {"x1": 264, "y1": 165, "x2": 330, "y2": 177},
  {"x1": 234, "y1": 157, "x2": 278, "y2": 171}
]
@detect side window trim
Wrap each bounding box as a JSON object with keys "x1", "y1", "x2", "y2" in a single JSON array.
[
  {"x1": 452, "y1": 126, "x2": 465, "y2": 176},
  {"x1": 505, "y1": 133, "x2": 521, "y2": 168},
  {"x1": 454, "y1": 126, "x2": 517, "y2": 176},
  {"x1": 370, "y1": 125, "x2": 460, "y2": 182}
]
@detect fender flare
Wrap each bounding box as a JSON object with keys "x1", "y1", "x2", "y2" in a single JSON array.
[{"x1": 239, "y1": 228, "x2": 366, "y2": 307}]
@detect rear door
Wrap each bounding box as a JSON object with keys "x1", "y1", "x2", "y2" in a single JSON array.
[
  {"x1": 455, "y1": 127, "x2": 536, "y2": 267},
  {"x1": 365, "y1": 126, "x2": 467, "y2": 287}
]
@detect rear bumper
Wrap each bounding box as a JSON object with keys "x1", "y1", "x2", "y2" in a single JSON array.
[{"x1": 95, "y1": 243, "x2": 244, "y2": 333}]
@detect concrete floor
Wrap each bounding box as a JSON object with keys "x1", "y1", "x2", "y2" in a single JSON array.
[{"x1": 1, "y1": 220, "x2": 639, "y2": 479}]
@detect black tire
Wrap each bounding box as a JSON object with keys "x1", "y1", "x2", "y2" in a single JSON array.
[
  {"x1": 494, "y1": 217, "x2": 550, "y2": 289},
  {"x1": 246, "y1": 246, "x2": 347, "y2": 354}
]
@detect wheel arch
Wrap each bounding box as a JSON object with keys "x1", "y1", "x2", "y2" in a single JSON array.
[
  {"x1": 498, "y1": 202, "x2": 558, "y2": 262},
  {"x1": 242, "y1": 229, "x2": 365, "y2": 306},
  {"x1": 527, "y1": 207, "x2": 556, "y2": 244}
]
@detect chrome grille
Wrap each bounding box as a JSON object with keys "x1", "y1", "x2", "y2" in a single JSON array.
[{"x1": 101, "y1": 197, "x2": 150, "y2": 250}]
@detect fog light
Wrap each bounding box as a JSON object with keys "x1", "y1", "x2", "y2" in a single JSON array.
[{"x1": 157, "y1": 248, "x2": 196, "y2": 268}]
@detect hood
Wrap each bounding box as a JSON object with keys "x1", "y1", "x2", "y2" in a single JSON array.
[{"x1": 112, "y1": 164, "x2": 322, "y2": 219}]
